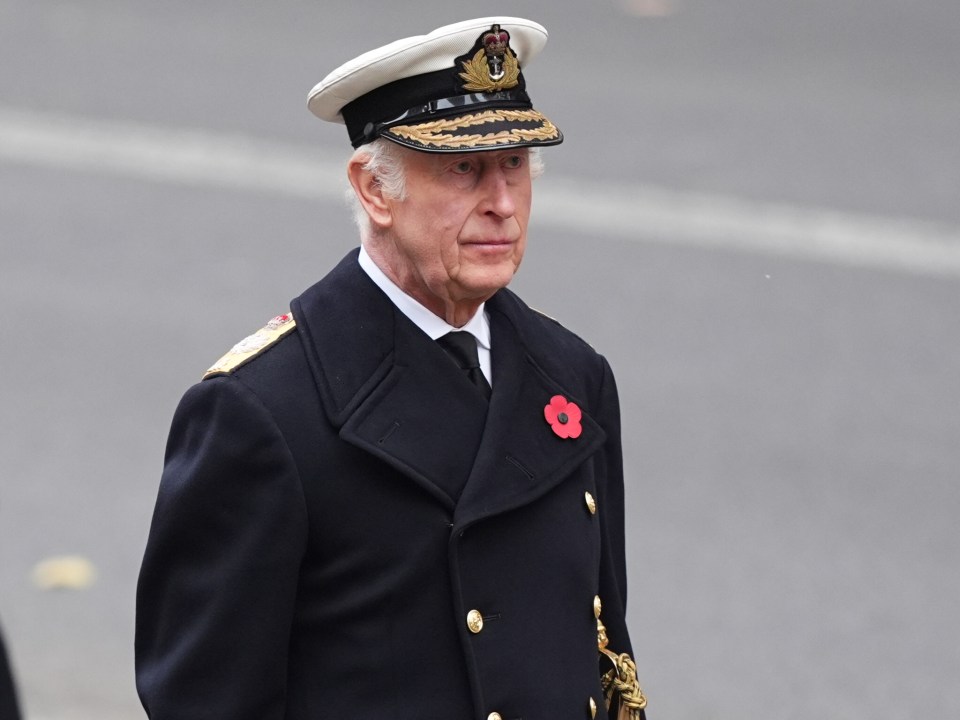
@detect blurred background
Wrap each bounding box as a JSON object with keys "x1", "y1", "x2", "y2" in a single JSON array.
[{"x1": 2, "y1": 0, "x2": 959, "y2": 718}]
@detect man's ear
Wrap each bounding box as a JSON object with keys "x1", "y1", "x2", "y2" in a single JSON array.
[{"x1": 347, "y1": 158, "x2": 393, "y2": 229}]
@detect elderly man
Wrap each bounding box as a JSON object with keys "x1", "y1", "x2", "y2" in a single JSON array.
[{"x1": 136, "y1": 17, "x2": 645, "y2": 720}]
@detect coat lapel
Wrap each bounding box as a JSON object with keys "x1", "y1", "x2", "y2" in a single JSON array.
[
  {"x1": 452, "y1": 295, "x2": 606, "y2": 530},
  {"x1": 292, "y1": 252, "x2": 488, "y2": 509},
  {"x1": 292, "y1": 252, "x2": 606, "y2": 521},
  {"x1": 337, "y1": 316, "x2": 489, "y2": 508}
]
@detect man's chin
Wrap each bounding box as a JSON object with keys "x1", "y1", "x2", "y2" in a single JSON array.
[{"x1": 461, "y1": 266, "x2": 518, "y2": 296}]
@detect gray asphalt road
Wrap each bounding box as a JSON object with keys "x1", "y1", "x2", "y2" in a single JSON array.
[{"x1": 2, "y1": 1, "x2": 958, "y2": 718}]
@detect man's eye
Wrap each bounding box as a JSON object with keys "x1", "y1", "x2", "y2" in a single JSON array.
[
  {"x1": 452, "y1": 161, "x2": 473, "y2": 174},
  {"x1": 504, "y1": 155, "x2": 523, "y2": 169}
]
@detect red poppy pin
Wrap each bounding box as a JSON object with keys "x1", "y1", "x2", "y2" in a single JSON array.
[{"x1": 544, "y1": 395, "x2": 582, "y2": 439}]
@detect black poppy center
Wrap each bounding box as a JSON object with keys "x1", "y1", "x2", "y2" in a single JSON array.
[{"x1": 557, "y1": 412, "x2": 569, "y2": 424}]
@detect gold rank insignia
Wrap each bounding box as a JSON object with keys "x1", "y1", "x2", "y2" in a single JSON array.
[{"x1": 203, "y1": 312, "x2": 297, "y2": 380}]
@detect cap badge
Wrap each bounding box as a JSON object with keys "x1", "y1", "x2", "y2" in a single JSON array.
[{"x1": 459, "y1": 24, "x2": 520, "y2": 92}]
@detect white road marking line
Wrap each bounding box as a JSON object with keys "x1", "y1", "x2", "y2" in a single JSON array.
[
  {"x1": 534, "y1": 179, "x2": 960, "y2": 278},
  {"x1": 3, "y1": 106, "x2": 959, "y2": 279},
  {"x1": 0, "y1": 107, "x2": 336, "y2": 199}
]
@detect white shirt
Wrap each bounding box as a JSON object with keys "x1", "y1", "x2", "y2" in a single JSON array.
[{"x1": 358, "y1": 246, "x2": 493, "y2": 386}]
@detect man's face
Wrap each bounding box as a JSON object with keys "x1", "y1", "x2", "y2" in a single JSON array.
[{"x1": 378, "y1": 146, "x2": 533, "y2": 316}]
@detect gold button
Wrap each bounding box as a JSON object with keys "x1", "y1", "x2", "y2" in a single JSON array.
[
  {"x1": 487, "y1": 713, "x2": 503, "y2": 720},
  {"x1": 593, "y1": 595, "x2": 602, "y2": 619},
  {"x1": 467, "y1": 609, "x2": 484, "y2": 634},
  {"x1": 589, "y1": 697, "x2": 598, "y2": 718},
  {"x1": 584, "y1": 491, "x2": 597, "y2": 515}
]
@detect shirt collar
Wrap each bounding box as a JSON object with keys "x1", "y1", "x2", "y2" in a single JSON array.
[{"x1": 358, "y1": 245, "x2": 490, "y2": 349}]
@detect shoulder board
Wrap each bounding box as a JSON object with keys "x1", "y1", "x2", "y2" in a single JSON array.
[{"x1": 203, "y1": 312, "x2": 297, "y2": 380}]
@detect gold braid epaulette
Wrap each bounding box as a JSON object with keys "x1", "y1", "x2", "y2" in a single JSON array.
[
  {"x1": 203, "y1": 312, "x2": 297, "y2": 380},
  {"x1": 597, "y1": 599, "x2": 648, "y2": 719}
]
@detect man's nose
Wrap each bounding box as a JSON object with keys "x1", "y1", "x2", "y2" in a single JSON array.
[{"x1": 480, "y1": 168, "x2": 517, "y2": 218}]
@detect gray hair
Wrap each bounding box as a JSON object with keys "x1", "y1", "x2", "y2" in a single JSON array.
[
  {"x1": 347, "y1": 139, "x2": 545, "y2": 235},
  {"x1": 347, "y1": 139, "x2": 407, "y2": 234}
]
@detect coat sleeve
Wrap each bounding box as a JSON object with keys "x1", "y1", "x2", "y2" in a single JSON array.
[
  {"x1": 136, "y1": 376, "x2": 308, "y2": 719},
  {"x1": 594, "y1": 356, "x2": 649, "y2": 719},
  {"x1": 0, "y1": 624, "x2": 21, "y2": 720},
  {"x1": 595, "y1": 356, "x2": 633, "y2": 655}
]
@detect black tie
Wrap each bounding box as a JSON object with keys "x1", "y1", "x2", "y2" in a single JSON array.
[{"x1": 436, "y1": 332, "x2": 492, "y2": 401}]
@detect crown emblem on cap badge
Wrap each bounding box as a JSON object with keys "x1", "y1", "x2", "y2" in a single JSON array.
[{"x1": 458, "y1": 24, "x2": 520, "y2": 93}]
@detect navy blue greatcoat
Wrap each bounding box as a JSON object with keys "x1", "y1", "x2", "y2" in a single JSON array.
[{"x1": 136, "y1": 250, "x2": 634, "y2": 719}]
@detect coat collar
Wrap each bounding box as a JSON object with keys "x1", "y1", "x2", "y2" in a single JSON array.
[{"x1": 291, "y1": 250, "x2": 606, "y2": 524}]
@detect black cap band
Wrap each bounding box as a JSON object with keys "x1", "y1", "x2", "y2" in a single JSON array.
[
  {"x1": 342, "y1": 64, "x2": 530, "y2": 148},
  {"x1": 354, "y1": 88, "x2": 533, "y2": 147}
]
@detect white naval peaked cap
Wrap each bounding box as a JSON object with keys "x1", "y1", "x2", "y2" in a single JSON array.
[{"x1": 307, "y1": 17, "x2": 563, "y2": 153}]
